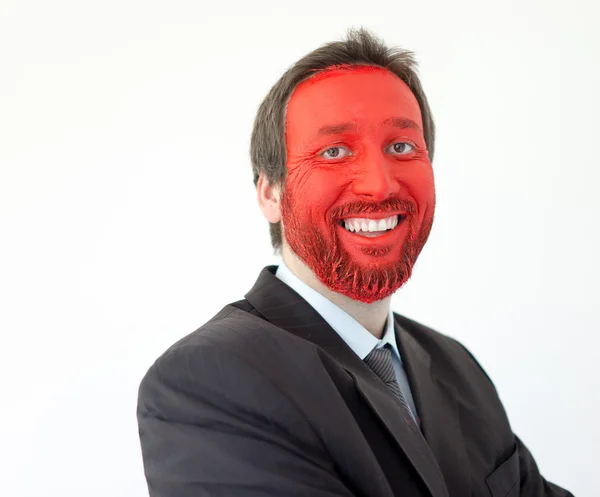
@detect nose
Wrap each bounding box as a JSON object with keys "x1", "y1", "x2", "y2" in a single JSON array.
[{"x1": 350, "y1": 154, "x2": 400, "y2": 201}]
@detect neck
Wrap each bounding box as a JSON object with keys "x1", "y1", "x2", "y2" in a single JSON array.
[{"x1": 282, "y1": 246, "x2": 391, "y2": 339}]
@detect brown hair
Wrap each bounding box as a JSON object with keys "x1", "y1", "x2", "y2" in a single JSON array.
[{"x1": 250, "y1": 27, "x2": 435, "y2": 252}]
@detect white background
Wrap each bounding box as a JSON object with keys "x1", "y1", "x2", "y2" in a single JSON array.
[{"x1": 1, "y1": 0, "x2": 598, "y2": 496}]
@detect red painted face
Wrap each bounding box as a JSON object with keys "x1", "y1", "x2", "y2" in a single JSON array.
[{"x1": 281, "y1": 65, "x2": 436, "y2": 303}]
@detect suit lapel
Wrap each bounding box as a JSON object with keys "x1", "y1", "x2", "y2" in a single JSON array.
[
  {"x1": 395, "y1": 315, "x2": 471, "y2": 497},
  {"x1": 244, "y1": 267, "x2": 449, "y2": 497},
  {"x1": 350, "y1": 368, "x2": 449, "y2": 497}
]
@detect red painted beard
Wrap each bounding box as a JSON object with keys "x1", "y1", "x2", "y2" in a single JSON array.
[{"x1": 280, "y1": 185, "x2": 434, "y2": 303}]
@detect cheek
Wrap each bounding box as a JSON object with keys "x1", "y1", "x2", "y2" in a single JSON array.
[
  {"x1": 396, "y1": 163, "x2": 435, "y2": 208},
  {"x1": 286, "y1": 163, "x2": 347, "y2": 221},
  {"x1": 414, "y1": 169, "x2": 435, "y2": 200}
]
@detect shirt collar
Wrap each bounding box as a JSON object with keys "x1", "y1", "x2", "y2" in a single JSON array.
[{"x1": 275, "y1": 261, "x2": 402, "y2": 364}]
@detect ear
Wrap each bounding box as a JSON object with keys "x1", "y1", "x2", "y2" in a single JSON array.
[{"x1": 257, "y1": 174, "x2": 282, "y2": 224}]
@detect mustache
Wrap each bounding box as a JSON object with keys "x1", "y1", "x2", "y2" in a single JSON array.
[{"x1": 330, "y1": 197, "x2": 416, "y2": 221}]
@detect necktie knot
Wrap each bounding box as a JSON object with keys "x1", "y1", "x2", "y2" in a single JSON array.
[
  {"x1": 364, "y1": 344, "x2": 396, "y2": 385},
  {"x1": 364, "y1": 344, "x2": 418, "y2": 428}
]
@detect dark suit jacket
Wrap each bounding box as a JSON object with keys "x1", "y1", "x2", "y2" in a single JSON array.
[{"x1": 137, "y1": 266, "x2": 573, "y2": 497}]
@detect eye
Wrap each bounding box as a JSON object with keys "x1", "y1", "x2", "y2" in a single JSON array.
[
  {"x1": 320, "y1": 146, "x2": 352, "y2": 159},
  {"x1": 386, "y1": 142, "x2": 414, "y2": 155}
]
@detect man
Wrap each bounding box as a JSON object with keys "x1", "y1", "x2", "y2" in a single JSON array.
[{"x1": 137, "y1": 29, "x2": 573, "y2": 497}]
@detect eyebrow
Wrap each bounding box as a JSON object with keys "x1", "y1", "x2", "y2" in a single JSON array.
[
  {"x1": 316, "y1": 117, "x2": 421, "y2": 136},
  {"x1": 382, "y1": 117, "x2": 421, "y2": 131},
  {"x1": 317, "y1": 122, "x2": 358, "y2": 135}
]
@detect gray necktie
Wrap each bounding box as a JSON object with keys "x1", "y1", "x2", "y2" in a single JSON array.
[{"x1": 364, "y1": 344, "x2": 417, "y2": 426}]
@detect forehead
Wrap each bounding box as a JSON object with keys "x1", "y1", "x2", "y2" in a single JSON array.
[{"x1": 285, "y1": 66, "x2": 423, "y2": 133}]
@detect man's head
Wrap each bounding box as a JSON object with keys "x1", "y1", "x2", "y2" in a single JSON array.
[{"x1": 252, "y1": 29, "x2": 436, "y2": 303}]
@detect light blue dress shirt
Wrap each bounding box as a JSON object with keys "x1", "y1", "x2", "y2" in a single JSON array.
[{"x1": 275, "y1": 262, "x2": 419, "y2": 422}]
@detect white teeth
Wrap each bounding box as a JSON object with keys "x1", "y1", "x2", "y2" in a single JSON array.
[{"x1": 341, "y1": 215, "x2": 400, "y2": 233}]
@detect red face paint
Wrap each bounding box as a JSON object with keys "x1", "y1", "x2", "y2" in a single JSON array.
[{"x1": 281, "y1": 66, "x2": 435, "y2": 303}]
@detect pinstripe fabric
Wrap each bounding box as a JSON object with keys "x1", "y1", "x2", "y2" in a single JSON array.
[{"x1": 364, "y1": 344, "x2": 417, "y2": 426}]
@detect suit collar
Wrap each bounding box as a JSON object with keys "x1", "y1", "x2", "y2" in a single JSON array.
[
  {"x1": 244, "y1": 266, "x2": 343, "y2": 353},
  {"x1": 245, "y1": 266, "x2": 449, "y2": 497}
]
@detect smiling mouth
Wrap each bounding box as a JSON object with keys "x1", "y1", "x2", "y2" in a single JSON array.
[{"x1": 337, "y1": 214, "x2": 406, "y2": 237}]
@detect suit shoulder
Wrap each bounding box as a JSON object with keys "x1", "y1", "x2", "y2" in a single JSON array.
[
  {"x1": 139, "y1": 301, "x2": 307, "y2": 397},
  {"x1": 138, "y1": 304, "x2": 278, "y2": 401},
  {"x1": 136, "y1": 302, "x2": 318, "y2": 430},
  {"x1": 150, "y1": 301, "x2": 272, "y2": 361},
  {"x1": 138, "y1": 305, "x2": 249, "y2": 382}
]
